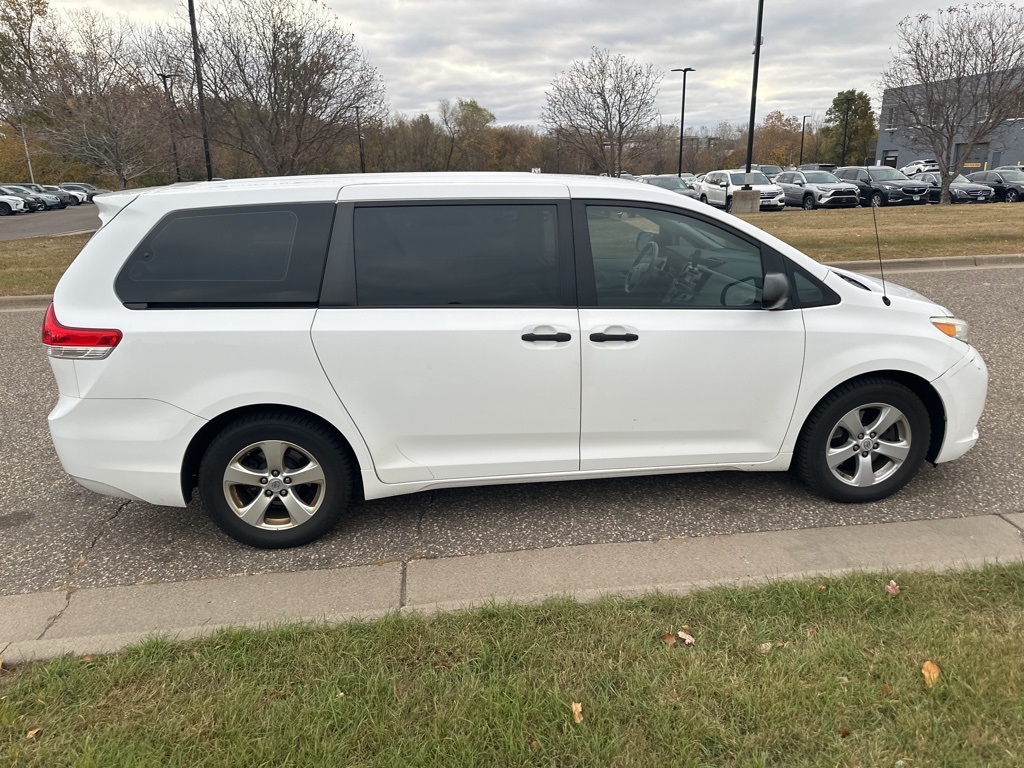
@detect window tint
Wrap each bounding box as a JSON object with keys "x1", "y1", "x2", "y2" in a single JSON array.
[
  {"x1": 354, "y1": 204, "x2": 560, "y2": 307},
  {"x1": 115, "y1": 203, "x2": 334, "y2": 306},
  {"x1": 585, "y1": 205, "x2": 764, "y2": 308}
]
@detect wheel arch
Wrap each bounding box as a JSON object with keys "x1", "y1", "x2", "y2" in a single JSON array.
[
  {"x1": 181, "y1": 404, "x2": 366, "y2": 504},
  {"x1": 795, "y1": 370, "x2": 946, "y2": 464}
]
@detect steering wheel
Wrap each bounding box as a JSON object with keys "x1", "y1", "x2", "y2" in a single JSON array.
[{"x1": 624, "y1": 241, "x2": 662, "y2": 294}]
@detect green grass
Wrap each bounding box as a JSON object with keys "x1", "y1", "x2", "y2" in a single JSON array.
[
  {"x1": 3, "y1": 564, "x2": 1023, "y2": 766},
  {"x1": 740, "y1": 203, "x2": 1024, "y2": 262},
  {"x1": 0, "y1": 233, "x2": 92, "y2": 296}
]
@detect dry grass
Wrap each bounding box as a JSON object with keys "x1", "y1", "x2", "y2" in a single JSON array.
[
  {"x1": 738, "y1": 203, "x2": 1024, "y2": 262},
  {"x1": 0, "y1": 233, "x2": 92, "y2": 296}
]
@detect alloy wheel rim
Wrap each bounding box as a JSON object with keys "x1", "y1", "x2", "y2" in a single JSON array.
[
  {"x1": 222, "y1": 440, "x2": 326, "y2": 530},
  {"x1": 824, "y1": 402, "x2": 912, "y2": 487}
]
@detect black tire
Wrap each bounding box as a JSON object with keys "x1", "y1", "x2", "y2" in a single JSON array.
[
  {"x1": 0, "y1": 202, "x2": 10, "y2": 216},
  {"x1": 869, "y1": 191, "x2": 885, "y2": 207},
  {"x1": 198, "y1": 412, "x2": 353, "y2": 548},
  {"x1": 699, "y1": 194, "x2": 708, "y2": 204},
  {"x1": 1006, "y1": 189, "x2": 1019, "y2": 203},
  {"x1": 802, "y1": 195, "x2": 816, "y2": 211},
  {"x1": 794, "y1": 378, "x2": 930, "y2": 503},
  {"x1": 725, "y1": 196, "x2": 733, "y2": 213}
]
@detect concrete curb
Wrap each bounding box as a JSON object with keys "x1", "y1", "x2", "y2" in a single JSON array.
[
  {"x1": 3, "y1": 514, "x2": 1023, "y2": 664},
  {"x1": 2, "y1": 253, "x2": 1023, "y2": 311}
]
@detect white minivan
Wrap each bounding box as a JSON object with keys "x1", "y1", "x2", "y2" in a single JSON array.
[{"x1": 43, "y1": 173, "x2": 987, "y2": 548}]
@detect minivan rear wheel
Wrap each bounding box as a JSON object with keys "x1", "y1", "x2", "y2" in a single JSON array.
[
  {"x1": 198, "y1": 413, "x2": 352, "y2": 548},
  {"x1": 794, "y1": 379, "x2": 930, "y2": 503}
]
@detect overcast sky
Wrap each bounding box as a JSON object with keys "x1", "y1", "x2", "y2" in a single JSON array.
[{"x1": 49, "y1": 0, "x2": 974, "y2": 130}]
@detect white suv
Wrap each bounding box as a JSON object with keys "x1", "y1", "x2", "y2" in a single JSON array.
[
  {"x1": 697, "y1": 170, "x2": 785, "y2": 212},
  {"x1": 44, "y1": 173, "x2": 988, "y2": 548}
]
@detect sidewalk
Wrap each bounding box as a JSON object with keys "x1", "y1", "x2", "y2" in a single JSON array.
[{"x1": 4, "y1": 514, "x2": 1023, "y2": 664}]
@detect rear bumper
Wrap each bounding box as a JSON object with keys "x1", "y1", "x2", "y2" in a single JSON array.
[{"x1": 48, "y1": 395, "x2": 205, "y2": 507}]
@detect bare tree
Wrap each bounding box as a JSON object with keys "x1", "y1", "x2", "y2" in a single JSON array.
[
  {"x1": 542, "y1": 47, "x2": 661, "y2": 176},
  {"x1": 35, "y1": 11, "x2": 162, "y2": 188},
  {"x1": 880, "y1": 3, "x2": 1024, "y2": 203},
  {"x1": 438, "y1": 98, "x2": 494, "y2": 170},
  {"x1": 198, "y1": 0, "x2": 386, "y2": 176}
]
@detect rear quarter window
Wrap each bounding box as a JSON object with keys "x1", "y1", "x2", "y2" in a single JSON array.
[{"x1": 115, "y1": 203, "x2": 335, "y2": 307}]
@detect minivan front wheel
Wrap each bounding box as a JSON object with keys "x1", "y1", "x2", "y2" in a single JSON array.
[
  {"x1": 199, "y1": 413, "x2": 352, "y2": 548},
  {"x1": 794, "y1": 379, "x2": 930, "y2": 503}
]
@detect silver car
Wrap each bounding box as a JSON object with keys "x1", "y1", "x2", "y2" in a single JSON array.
[
  {"x1": 637, "y1": 174, "x2": 702, "y2": 200},
  {"x1": 776, "y1": 171, "x2": 860, "y2": 210}
]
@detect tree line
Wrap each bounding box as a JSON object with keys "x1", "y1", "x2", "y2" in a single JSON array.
[{"x1": 0, "y1": 0, "x2": 878, "y2": 188}]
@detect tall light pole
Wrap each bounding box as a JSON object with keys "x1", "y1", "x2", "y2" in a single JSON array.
[
  {"x1": 671, "y1": 67, "x2": 695, "y2": 176},
  {"x1": 798, "y1": 114, "x2": 810, "y2": 166},
  {"x1": 744, "y1": 0, "x2": 766, "y2": 180},
  {"x1": 187, "y1": 0, "x2": 214, "y2": 181},
  {"x1": 156, "y1": 72, "x2": 182, "y2": 182}
]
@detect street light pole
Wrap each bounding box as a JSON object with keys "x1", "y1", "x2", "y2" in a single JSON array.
[
  {"x1": 744, "y1": 0, "x2": 766, "y2": 180},
  {"x1": 156, "y1": 72, "x2": 182, "y2": 182},
  {"x1": 799, "y1": 114, "x2": 810, "y2": 166},
  {"x1": 355, "y1": 105, "x2": 366, "y2": 173},
  {"x1": 187, "y1": 0, "x2": 214, "y2": 181},
  {"x1": 671, "y1": 67, "x2": 695, "y2": 176}
]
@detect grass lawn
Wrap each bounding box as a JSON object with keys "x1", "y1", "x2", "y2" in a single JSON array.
[
  {"x1": 3, "y1": 564, "x2": 1023, "y2": 766},
  {"x1": 0, "y1": 204, "x2": 1021, "y2": 297}
]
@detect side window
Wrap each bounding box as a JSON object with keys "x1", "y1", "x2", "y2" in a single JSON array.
[
  {"x1": 585, "y1": 205, "x2": 764, "y2": 309},
  {"x1": 777, "y1": 173, "x2": 790, "y2": 183},
  {"x1": 858, "y1": 171, "x2": 870, "y2": 182},
  {"x1": 115, "y1": 203, "x2": 334, "y2": 306},
  {"x1": 353, "y1": 204, "x2": 560, "y2": 307}
]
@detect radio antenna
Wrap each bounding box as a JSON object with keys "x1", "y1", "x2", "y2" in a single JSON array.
[{"x1": 870, "y1": 203, "x2": 892, "y2": 306}]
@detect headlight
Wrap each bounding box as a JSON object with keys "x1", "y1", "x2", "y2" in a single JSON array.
[
  {"x1": 953, "y1": 189, "x2": 967, "y2": 197},
  {"x1": 931, "y1": 317, "x2": 970, "y2": 343},
  {"x1": 880, "y1": 183, "x2": 895, "y2": 190}
]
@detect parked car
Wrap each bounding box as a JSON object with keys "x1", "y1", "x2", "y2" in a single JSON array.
[
  {"x1": 899, "y1": 159, "x2": 939, "y2": 176},
  {"x1": 42, "y1": 184, "x2": 85, "y2": 205},
  {"x1": 0, "y1": 193, "x2": 27, "y2": 216},
  {"x1": 798, "y1": 163, "x2": 837, "y2": 174},
  {"x1": 20, "y1": 182, "x2": 79, "y2": 207},
  {"x1": 966, "y1": 169, "x2": 1024, "y2": 202},
  {"x1": 59, "y1": 182, "x2": 112, "y2": 202},
  {"x1": 740, "y1": 163, "x2": 784, "y2": 182},
  {"x1": 0, "y1": 184, "x2": 44, "y2": 211},
  {"x1": 696, "y1": 170, "x2": 785, "y2": 212},
  {"x1": 775, "y1": 170, "x2": 860, "y2": 210},
  {"x1": 10, "y1": 183, "x2": 67, "y2": 209},
  {"x1": 637, "y1": 174, "x2": 701, "y2": 200},
  {"x1": 910, "y1": 172, "x2": 994, "y2": 204},
  {"x1": 42, "y1": 173, "x2": 987, "y2": 547},
  {"x1": 833, "y1": 166, "x2": 930, "y2": 207},
  {"x1": 992, "y1": 165, "x2": 1023, "y2": 171}
]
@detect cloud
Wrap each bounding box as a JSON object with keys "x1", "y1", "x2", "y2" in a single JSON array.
[{"x1": 48, "y1": 0, "x2": 946, "y2": 128}]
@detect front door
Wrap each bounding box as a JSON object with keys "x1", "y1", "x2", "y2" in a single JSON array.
[{"x1": 575, "y1": 202, "x2": 805, "y2": 470}]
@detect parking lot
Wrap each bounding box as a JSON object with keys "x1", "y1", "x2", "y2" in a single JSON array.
[
  {"x1": 2, "y1": 262, "x2": 1022, "y2": 597},
  {"x1": 0, "y1": 205, "x2": 100, "y2": 242}
]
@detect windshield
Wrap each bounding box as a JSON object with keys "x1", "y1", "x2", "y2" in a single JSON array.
[
  {"x1": 1001, "y1": 171, "x2": 1024, "y2": 181},
  {"x1": 759, "y1": 165, "x2": 783, "y2": 175},
  {"x1": 952, "y1": 175, "x2": 969, "y2": 183},
  {"x1": 804, "y1": 171, "x2": 840, "y2": 183},
  {"x1": 729, "y1": 172, "x2": 771, "y2": 185},
  {"x1": 868, "y1": 167, "x2": 910, "y2": 181}
]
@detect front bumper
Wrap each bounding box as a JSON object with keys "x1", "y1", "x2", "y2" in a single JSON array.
[{"x1": 932, "y1": 347, "x2": 988, "y2": 464}]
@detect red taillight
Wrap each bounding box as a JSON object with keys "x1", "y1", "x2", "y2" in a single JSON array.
[{"x1": 42, "y1": 304, "x2": 122, "y2": 359}]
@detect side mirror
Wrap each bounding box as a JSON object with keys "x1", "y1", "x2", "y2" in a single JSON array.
[
  {"x1": 795, "y1": 180, "x2": 804, "y2": 187},
  {"x1": 761, "y1": 272, "x2": 790, "y2": 311}
]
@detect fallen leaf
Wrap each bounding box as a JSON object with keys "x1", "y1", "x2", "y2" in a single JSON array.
[
  {"x1": 660, "y1": 632, "x2": 677, "y2": 646},
  {"x1": 80, "y1": 654, "x2": 97, "y2": 663},
  {"x1": 571, "y1": 702, "x2": 583, "y2": 724},
  {"x1": 26, "y1": 728, "x2": 42, "y2": 741},
  {"x1": 840, "y1": 725, "x2": 851, "y2": 738},
  {"x1": 837, "y1": 676, "x2": 849, "y2": 683},
  {"x1": 978, "y1": 586, "x2": 989, "y2": 593},
  {"x1": 677, "y1": 630, "x2": 695, "y2": 646},
  {"x1": 759, "y1": 642, "x2": 772, "y2": 654},
  {"x1": 885, "y1": 580, "x2": 900, "y2": 597},
  {"x1": 679, "y1": 625, "x2": 691, "y2": 633},
  {"x1": 879, "y1": 683, "x2": 892, "y2": 697},
  {"x1": 922, "y1": 660, "x2": 940, "y2": 689},
  {"x1": 817, "y1": 584, "x2": 826, "y2": 591},
  {"x1": 775, "y1": 641, "x2": 786, "y2": 648},
  {"x1": 530, "y1": 739, "x2": 540, "y2": 751},
  {"x1": 667, "y1": 688, "x2": 679, "y2": 701}
]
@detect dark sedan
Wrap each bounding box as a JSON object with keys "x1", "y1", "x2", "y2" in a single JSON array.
[
  {"x1": 0, "y1": 184, "x2": 44, "y2": 211},
  {"x1": 911, "y1": 172, "x2": 994, "y2": 204},
  {"x1": 966, "y1": 170, "x2": 1024, "y2": 202}
]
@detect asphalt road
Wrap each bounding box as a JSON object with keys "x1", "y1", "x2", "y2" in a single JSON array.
[
  {"x1": 0, "y1": 204, "x2": 100, "y2": 241},
  {"x1": 2, "y1": 266, "x2": 1022, "y2": 596}
]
